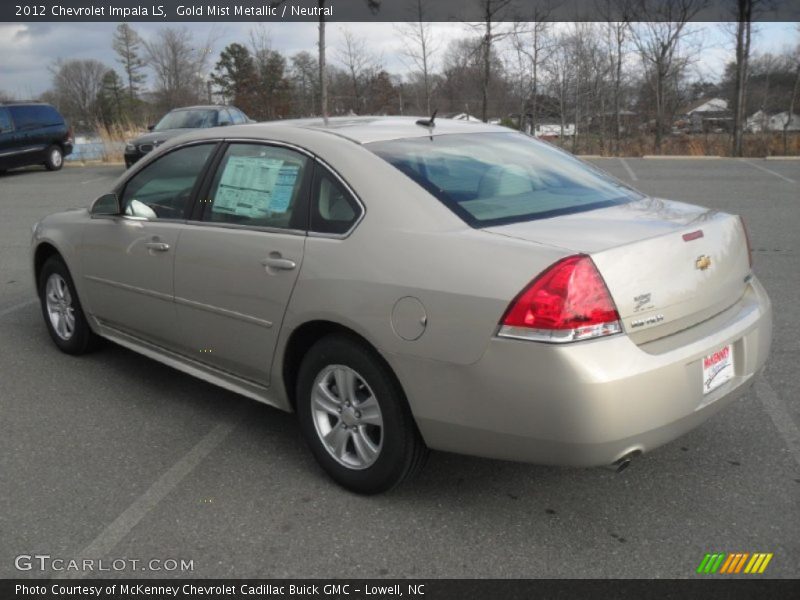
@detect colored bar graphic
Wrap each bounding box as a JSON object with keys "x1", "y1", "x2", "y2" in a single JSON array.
[
  {"x1": 734, "y1": 553, "x2": 749, "y2": 573},
  {"x1": 758, "y1": 553, "x2": 773, "y2": 573},
  {"x1": 699, "y1": 552, "x2": 773, "y2": 575}
]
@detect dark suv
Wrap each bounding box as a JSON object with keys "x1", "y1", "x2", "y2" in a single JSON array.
[
  {"x1": 124, "y1": 105, "x2": 252, "y2": 168},
  {"x1": 0, "y1": 103, "x2": 73, "y2": 173}
]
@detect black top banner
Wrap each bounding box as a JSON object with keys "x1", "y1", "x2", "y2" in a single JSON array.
[{"x1": 2, "y1": 0, "x2": 800, "y2": 22}]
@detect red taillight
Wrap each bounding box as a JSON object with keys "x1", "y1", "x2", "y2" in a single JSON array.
[
  {"x1": 499, "y1": 254, "x2": 621, "y2": 343},
  {"x1": 739, "y1": 216, "x2": 753, "y2": 268},
  {"x1": 66, "y1": 126, "x2": 74, "y2": 144}
]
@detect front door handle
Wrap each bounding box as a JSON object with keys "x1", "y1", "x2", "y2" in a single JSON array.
[
  {"x1": 145, "y1": 242, "x2": 170, "y2": 252},
  {"x1": 261, "y1": 256, "x2": 296, "y2": 271}
]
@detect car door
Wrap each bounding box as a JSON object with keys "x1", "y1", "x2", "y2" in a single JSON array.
[
  {"x1": 6, "y1": 106, "x2": 39, "y2": 166},
  {"x1": 80, "y1": 142, "x2": 217, "y2": 349},
  {"x1": 173, "y1": 141, "x2": 311, "y2": 384},
  {"x1": 0, "y1": 107, "x2": 15, "y2": 168}
]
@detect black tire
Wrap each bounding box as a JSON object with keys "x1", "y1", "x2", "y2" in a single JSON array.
[
  {"x1": 38, "y1": 255, "x2": 99, "y2": 354},
  {"x1": 44, "y1": 145, "x2": 64, "y2": 171},
  {"x1": 296, "y1": 335, "x2": 428, "y2": 494}
]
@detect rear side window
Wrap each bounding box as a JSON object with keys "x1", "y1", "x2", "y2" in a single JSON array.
[
  {"x1": 0, "y1": 108, "x2": 12, "y2": 132},
  {"x1": 367, "y1": 132, "x2": 643, "y2": 227},
  {"x1": 230, "y1": 109, "x2": 246, "y2": 124},
  {"x1": 309, "y1": 165, "x2": 361, "y2": 235},
  {"x1": 8, "y1": 105, "x2": 63, "y2": 129},
  {"x1": 203, "y1": 143, "x2": 309, "y2": 230}
]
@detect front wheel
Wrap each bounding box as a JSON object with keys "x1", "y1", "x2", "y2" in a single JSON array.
[
  {"x1": 38, "y1": 256, "x2": 99, "y2": 354},
  {"x1": 296, "y1": 335, "x2": 428, "y2": 494}
]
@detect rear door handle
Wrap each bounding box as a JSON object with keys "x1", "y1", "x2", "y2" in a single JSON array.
[
  {"x1": 145, "y1": 242, "x2": 170, "y2": 252},
  {"x1": 261, "y1": 256, "x2": 296, "y2": 271}
]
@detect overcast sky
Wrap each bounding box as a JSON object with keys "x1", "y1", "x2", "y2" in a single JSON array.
[{"x1": 0, "y1": 21, "x2": 796, "y2": 99}]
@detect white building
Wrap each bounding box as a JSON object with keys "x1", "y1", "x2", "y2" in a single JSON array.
[{"x1": 747, "y1": 110, "x2": 800, "y2": 133}]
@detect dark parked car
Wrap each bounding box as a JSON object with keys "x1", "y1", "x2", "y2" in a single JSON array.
[
  {"x1": 0, "y1": 103, "x2": 73, "y2": 173},
  {"x1": 124, "y1": 105, "x2": 251, "y2": 168}
]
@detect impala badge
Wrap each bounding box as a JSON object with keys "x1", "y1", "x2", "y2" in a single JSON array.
[{"x1": 695, "y1": 255, "x2": 712, "y2": 270}]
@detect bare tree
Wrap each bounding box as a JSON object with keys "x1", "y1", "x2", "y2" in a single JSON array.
[
  {"x1": 729, "y1": 0, "x2": 773, "y2": 156},
  {"x1": 597, "y1": 1, "x2": 631, "y2": 152},
  {"x1": 49, "y1": 59, "x2": 107, "y2": 128},
  {"x1": 337, "y1": 28, "x2": 382, "y2": 113},
  {"x1": 317, "y1": 1, "x2": 380, "y2": 122},
  {"x1": 396, "y1": 0, "x2": 438, "y2": 115},
  {"x1": 629, "y1": 0, "x2": 707, "y2": 151},
  {"x1": 510, "y1": 3, "x2": 552, "y2": 133},
  {"x1": 143, "y1": 27, "x2": 214, "y2": 111},
  {"x1": 468, "y1": 0, "x2": 514, "y2": 122},
  {"x1": 784, "y1": 36, "x2": 800, "y2": 154}
]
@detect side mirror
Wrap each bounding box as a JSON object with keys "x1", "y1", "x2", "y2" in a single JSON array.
[
  {"x1": 90, "y1": 192, "x2": 121, "y2": 216},
  {"x1": 147, "y1": 124, "x2": 155, "y2": 131}
]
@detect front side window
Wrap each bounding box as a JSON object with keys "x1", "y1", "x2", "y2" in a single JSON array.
[
  {"x1": 0, "y1": 108, "x2": 13, "y2": 132},
  {"x1": 203, "y1": 143, "x2": 309, "y2": 230},
  {"x1": 154, "y1": 110, "x2": 218, "y2": 131},
  {"x1": 367, "y1": 132, "x2": 643, "y2": 227},
  {"x1": 120, "y1": 144, "x2": 215, "y2": 219},
  {"x1": 8, "y1": 106, "x2": 37, "y2": 130}
]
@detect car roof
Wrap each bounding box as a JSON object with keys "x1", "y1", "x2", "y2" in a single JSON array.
[
  {"x1": 168, "y1": 105, "x2": 234, "y2": 112},
  {"x1": 179, "y1": 116, "x2": 511, "y2": 145},
  {"x1": 0, "y1": 102, "x2": 55, "y2": 107}
]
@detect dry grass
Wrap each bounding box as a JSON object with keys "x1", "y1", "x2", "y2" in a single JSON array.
[
  {"x1": 90, "y1": 120, "x2": 148, "y2": 163},
  {"x1": 550, "y1": 132, "x2": 800, "y2": 157}
]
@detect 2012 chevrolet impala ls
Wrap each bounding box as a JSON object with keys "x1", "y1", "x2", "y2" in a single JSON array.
[{"x1": 31, "y1": 117, "x2": 772, "y2": 493}]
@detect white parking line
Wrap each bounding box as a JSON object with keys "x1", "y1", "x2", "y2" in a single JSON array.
[
  {"x1": 80, "y1": 176, "x2": 108, "y2": 185},
  {"x1": 0, "y1": 298, "x2": 36, "y2": 318},
  {"x1": 755, "y1": 378, "x2": 800, "y2": 468},
  {"x1": 742, "y1": 159, "x2": 797, "y2": 184},
  {"x1": 619, "y1": 158, "x2": 638, "y2": 181},
  {"x1": 60, "y1": 410, "x2": 247, "y2": 579}
]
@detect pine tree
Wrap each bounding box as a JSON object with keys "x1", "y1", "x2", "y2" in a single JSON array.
[{"x1": 112, "y1": 24, "x2": 147, "y2": 106}]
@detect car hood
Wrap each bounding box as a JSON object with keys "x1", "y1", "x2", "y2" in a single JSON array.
[{"x1": 130, "y1": 129, "x2": 191, "y2": 146}]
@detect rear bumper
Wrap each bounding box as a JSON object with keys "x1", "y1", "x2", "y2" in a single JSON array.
[{"x1": 392, "y1": 276, "x2": 772, "y2": 467}]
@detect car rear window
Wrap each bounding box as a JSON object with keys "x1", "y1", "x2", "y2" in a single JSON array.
[
  {"x1": 154, "y1": 109, "x2": 217, "y2": 130},
  {"x1": 366, "y1": 132, "x2": 643, "y2": 227}
]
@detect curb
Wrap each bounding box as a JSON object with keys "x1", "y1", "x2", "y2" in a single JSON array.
[
  {"x1": 641, "y1": 155, "x2": 721, "y2": 159},
  {"x1": 764, "y1": 156, "x2": 800, "y2": 161},
  {"x1": 64, "y1": 161, "x2": 125, "y2": 167}
]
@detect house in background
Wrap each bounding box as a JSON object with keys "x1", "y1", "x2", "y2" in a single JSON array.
[
  {"x1": 678, "y1": 98, "x2": 731, "y2": 133},
  {"x1": 746, "y1": 110, "x2": 800, "y2": 133}
]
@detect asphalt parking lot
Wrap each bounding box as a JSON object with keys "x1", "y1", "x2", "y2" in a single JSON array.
[{"x1": 1, "y1": 158, "x2": 798, "y2": 579}]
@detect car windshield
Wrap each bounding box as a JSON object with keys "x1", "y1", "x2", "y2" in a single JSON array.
[
  {"x1": 154, "y1": 109, "x2": 217, "y2": 131},
  {"x1": 366, "y1": 132, "x2": 643, "y2": 227}
]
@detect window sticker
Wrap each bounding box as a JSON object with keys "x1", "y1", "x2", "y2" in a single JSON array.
[{"x1": 213, "y1": 156, "x2": 300, "y2": 219}]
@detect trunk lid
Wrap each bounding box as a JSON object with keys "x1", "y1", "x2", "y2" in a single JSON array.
[{"x1": 484, "y1": 197, "x2": 751, "y2": 343}]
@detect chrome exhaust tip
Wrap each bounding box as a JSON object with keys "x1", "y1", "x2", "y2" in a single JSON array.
[{"x1": 604, "y1": 451, "x2": 640, "y2": 473}]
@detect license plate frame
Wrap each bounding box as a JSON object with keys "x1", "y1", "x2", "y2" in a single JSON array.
[{"x1": 702, "y1": 344, "x2": 734, "y2": 395}]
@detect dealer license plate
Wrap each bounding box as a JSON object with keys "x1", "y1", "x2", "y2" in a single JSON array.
[{"x1": 702, "y1": 344, "x2": 734, "y2": 395}]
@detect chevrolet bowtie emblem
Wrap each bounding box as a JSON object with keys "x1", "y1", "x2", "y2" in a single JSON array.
[{"x1": 695, "y1": 255, "x2": 712, "y2": 270}]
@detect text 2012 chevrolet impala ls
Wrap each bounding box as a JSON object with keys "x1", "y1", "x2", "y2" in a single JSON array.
[{"x1": 31, "y1": 117, "x2": 772, "y2": 493}]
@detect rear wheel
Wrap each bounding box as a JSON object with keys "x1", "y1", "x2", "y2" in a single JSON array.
[
  {"x1": 44, "y1": 145, "x2": 63, "y2": 171},
  {"x1": 38, "y1": 256, "x2": 99, "y2": 354},
  {"x1": 296, "y1": 335, "x2": 428, "y2": 494}
]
